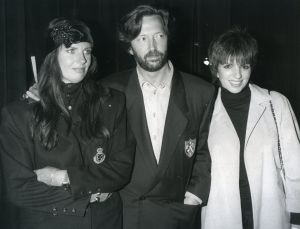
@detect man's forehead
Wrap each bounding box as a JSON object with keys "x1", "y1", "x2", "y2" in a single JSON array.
[{"x1": 140, "y1": 15, "x2": 164, "y2": 32}]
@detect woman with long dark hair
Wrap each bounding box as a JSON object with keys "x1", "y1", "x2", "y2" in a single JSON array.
[{"x1": 0, "y1": 18, "x2": 134, "y2": 229}]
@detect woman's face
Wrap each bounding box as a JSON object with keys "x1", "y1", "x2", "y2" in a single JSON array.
[
  {"x1": 217, "y1": 58, "x2": 251, "y2": 93},
  {"x1": 58, "y1": 42, "x2": 92, "y2": 84}
]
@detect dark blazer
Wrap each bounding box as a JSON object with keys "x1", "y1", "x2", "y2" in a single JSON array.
[
  {"x1": 102, "y1": 68, "x2": 215, "y2": 229},
  {"x1": 0, "y1": 87, "x2": 135, "y2": 229}
]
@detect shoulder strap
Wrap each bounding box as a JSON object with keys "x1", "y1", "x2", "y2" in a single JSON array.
[{"x1": 268, "y1": 90, "x2": 286, "y2": 179}]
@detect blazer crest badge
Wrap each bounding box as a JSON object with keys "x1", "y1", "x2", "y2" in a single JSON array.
[
  {"x1": 185, "y1": 138, "x2": 196, "y2": 158},
  {"x1": 93, "y1": 147, "x2": 106, "y2": 164}
]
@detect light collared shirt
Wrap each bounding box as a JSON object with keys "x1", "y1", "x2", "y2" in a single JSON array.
[{"x1": 137, "y1": 61, "x2": 174, "y2": 163}]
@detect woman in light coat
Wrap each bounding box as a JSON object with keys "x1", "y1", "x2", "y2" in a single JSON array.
[{"x1": 201, "y1": 28, "x2": 300, "y2": 229}]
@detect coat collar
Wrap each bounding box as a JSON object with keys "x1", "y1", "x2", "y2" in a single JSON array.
[
  {"x1": 245, "y1": 84, "x2": 271, "y2": 146},
  {"x1": 214, "y1": 84, "x2": 272, "y2": 148}
]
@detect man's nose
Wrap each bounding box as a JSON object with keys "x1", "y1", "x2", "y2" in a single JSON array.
[{"x1": 148, "y1": 37, "x2": 157, "y2": 50}]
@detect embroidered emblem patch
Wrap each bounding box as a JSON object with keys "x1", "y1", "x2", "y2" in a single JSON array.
[
  {"x1": 93, "y1": 147, "x2": 106, "y2": 164},
  {"x1": 185, "y1": 139, "x2": 196, "y2": 158}
]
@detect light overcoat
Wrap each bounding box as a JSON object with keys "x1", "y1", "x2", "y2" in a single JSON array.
[{"x1": 202, "y1": 84, "x2": 300, "y2": 229}]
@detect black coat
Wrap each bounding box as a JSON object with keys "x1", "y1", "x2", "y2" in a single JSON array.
[
  {"x1": 0, "y1": 86, "x2": 135, "y2": 229},
  {"x1": 102, "y1": 69, "x2": 215, "y2": 229}
]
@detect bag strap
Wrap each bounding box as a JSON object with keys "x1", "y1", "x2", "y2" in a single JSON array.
[{"x1": 268, "y1": 90, "x2": 286, "y2": 179}]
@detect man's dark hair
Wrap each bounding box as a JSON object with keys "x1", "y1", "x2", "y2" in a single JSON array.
[{"x1": 118, "y1": 5, "x2": 173, "y2": 51}]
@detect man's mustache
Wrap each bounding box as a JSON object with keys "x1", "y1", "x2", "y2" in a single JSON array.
[{"x1": 144, "y1": 50, "x2": 164, "y2": 59}]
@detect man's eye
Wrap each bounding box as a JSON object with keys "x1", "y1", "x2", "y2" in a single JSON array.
[{"x1": 156, "y1": 33, "x2": 165, "y2": 39}]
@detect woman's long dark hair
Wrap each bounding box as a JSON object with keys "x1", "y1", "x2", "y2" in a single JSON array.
[{"x1": 33, "y1": 18, "x2": 109, "y2": 150}]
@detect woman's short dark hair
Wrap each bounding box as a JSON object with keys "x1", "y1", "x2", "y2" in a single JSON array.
[
  {"x1": 118, "y1": 5, "x2": 172, "y2": 51},
  {"x1": 208, "y1": 27, "x2": 258, "y2": 81}
]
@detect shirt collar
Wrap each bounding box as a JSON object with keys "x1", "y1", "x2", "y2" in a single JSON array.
[{"x1": 137, "y1": 60, "x2": 174, "y2": 89}]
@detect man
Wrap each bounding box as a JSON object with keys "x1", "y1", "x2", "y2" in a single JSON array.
[{"x1": 102, "y1": 5, "x2": 215, "y2": 229}]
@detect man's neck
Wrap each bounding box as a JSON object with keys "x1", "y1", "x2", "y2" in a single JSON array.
[{"x1": 137, "y1": 62, "x2": 171, "y2": 87}]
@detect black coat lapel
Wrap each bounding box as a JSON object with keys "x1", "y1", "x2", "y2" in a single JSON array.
[
  {"x1": 125, "y1": 70, "x2": 158, "y2": 170},
  {"x1": 158, "y1": 71, "x2": 188, "y2": 172}
]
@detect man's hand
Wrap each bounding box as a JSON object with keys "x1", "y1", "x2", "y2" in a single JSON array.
[
  {"x1": 25, "y1": 83, "x2": 40, "y2": 101},
  {"x1": 34, "y1": 166, "x2": 69, "y2": 186},
  {"x1": 184, "y1": 191, "x2": 202, "y2": 205}
]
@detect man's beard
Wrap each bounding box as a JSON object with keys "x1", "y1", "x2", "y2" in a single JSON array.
[{"x1": 132, "y1": 49, "x2": 168, "y2": 72}]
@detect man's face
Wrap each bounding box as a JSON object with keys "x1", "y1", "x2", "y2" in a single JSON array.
[{"x1": 129, "y1": 15, "x2": 168, "y2": 72}]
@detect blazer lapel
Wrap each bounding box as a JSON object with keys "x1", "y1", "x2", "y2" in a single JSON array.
[
  {"x1": 245, "y1": 84, "x2": 269, "y2": 147},
  {"x1": 158, "y1": 71, "x2": 188, "y2": 172},
  {"x1": 125, "y1": 70, "x2": 158, "y2": 170}
]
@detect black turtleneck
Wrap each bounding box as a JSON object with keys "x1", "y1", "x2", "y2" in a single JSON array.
[
  {"x1": 221, "y1": 85, "x2": 254, "y2": 229},
  {"x1": 62, "y1": 82, "x2": 83, "y2": 115}
]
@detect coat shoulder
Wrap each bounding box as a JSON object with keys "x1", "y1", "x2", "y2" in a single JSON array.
[
  {"x1": 251, "y1": 84, "x2": 289, "y2": 108},
  {"x1": 101, "y1": 69, "x2": 134, "y2": 92},
  {"x1": 180, "y1": 72, "x2": 216, "y2": 98}
]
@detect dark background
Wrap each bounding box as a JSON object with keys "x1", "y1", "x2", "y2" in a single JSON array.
[
  {"x1": 0, "y1": 0, "x2": 300, "y2": 227},
  {"x1": 1, "y1": 0, "x2": 300, "y2": 120}
]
